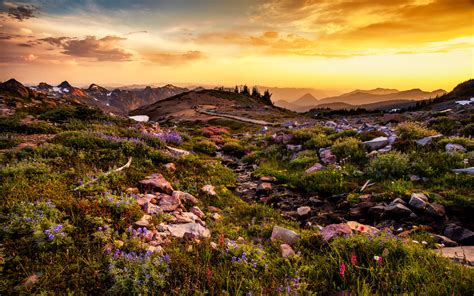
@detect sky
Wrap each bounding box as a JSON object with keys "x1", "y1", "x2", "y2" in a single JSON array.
[{"x1": 0, "y1": 0, "x2": 473, "y2": 92}]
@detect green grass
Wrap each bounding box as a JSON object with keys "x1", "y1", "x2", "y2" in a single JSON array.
[{"x1": 1, "y1": 110, "x2": 473, "y2": 295}]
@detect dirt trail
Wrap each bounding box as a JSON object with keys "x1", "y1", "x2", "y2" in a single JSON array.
[{"x1": 196, "y1": 108, "x2": 279, "y2": 126}]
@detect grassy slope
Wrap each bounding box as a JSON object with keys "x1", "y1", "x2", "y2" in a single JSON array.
[{"x1": 0, "y1": 104, "x2": 473, "y2": 295}]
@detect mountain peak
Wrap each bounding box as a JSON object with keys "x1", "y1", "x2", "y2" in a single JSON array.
[
  {"x1": 58, "y1": 81, "x2": 72, "y2": 89},
  {"x1": 293, "y1": 93, "x2": 318, "y2": 106}
]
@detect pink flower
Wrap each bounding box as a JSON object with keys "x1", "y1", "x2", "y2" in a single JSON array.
[
  {"x1": 374, "y1": 255, "x2": 383, "y2": 264},
  {"x1": 351, "y1": 255, "x2": 357, "y2": 265},
  {"x1": 339, "y1": 262, "x2": 346, "y2": 278}
]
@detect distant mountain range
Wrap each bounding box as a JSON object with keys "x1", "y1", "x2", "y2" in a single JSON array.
[
  {"x1": 274, "y1": 87, "x2": 447, "y2": 112},
  {"x1": 28, "y1": 81, "x2": 190, "y2": 114}
]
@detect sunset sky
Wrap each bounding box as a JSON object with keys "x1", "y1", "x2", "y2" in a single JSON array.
[{"x1": 0, "y1": 0, "x2": 473, "y2": 92}]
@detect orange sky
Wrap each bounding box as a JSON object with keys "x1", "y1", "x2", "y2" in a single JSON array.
[{"x1": 0, "y1": 0, "x2": 473, "y2": 91}]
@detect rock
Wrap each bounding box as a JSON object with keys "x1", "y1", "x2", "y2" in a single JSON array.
[
  {"x1": 297, "y1": 206, "x2": 311, "y2": 216},
  {"x1": 347, "y1": 221, "x2": 379, "y2": 235},
  {"x1": 432, "y1": 234, "x2": 458, "y2": 247},
  {"x1": 444, "y1": 224, "x2": 474, "y2": 244},
  {"x1": 207, "y1": 206, "x2": 220, "y2": 213},
  {"x1": 363, "y1": 136, "x2": 389, "y2": 151},
  {"x1": 305, "y1": 163, "x2": 324, "y2": 174},
  {"x1": 172, "y1": 190, "x2": 199, "y2": 206},
  {"x1": 167, "y1": 223, "x2": 211, "y2": 239},
  {"x1": 415, "y1": 135, "x2": 442, "y2": 146},
  {"x1": 426, "y1": 203, "x2": 445, "y2": 217},
  {"x1": 445, "y1": 143, "x2": 466, "y2": 153},
  {"x1": 434, "y1": 246, "x2": 474, "y2": 265},
  {"x1": 137, "y1": 194, "x2": 154, "y2": 206},
  {"x1": 286, "y1": 144, "x2": 302, "y2": 152},
  {"x1": 452, "y1": 167, "x2": 474, "y2": 174},
  {"x1": 260, "y1": 176, "x2": 275, "y2": 182},
  {"x1": 409, "y1": 193, "x2": 428, "y2": 210},
  {"x1": 390, "y1": 198, "x2": 407, "y2": 206},
  {"x1": 139, "y1": 174, "x2": 174, "y2": 195},
  {"x1": 125, "y1": 187, "x2": 139, "y2": 194},
  {"x1": 210, "y1": 241, "x2": 218, "y2": 249},
  {"x1": 164, "y1": 162, "x2": 176, "y2": 173},
  {"x1": 147, "y1": 245, "x2": 163, "y2": 254},
  {"x1": 135, "y1": 214, "x2": 152, "y2": 227},
  {"x1": 319, "y1": 148, "x2": 337, "y2": 165},
  {"x1": 144, "y1": 201, "x2": 162, "y2": 215},
  {"x1": 280, "y1": 244, "x2": 296, "y2": 258},
  {"x1": 385, "y1": 203, "x2": 413, "y2": 216},
  {"x1": 320, "y1": 223, "x2": 352, "y2": 241},
  {"x1": 157, "y1": 193, "x2": 181, "y2": 212},
  {"x1": 257, "y1": 182, "x2": 272, "y2": 194},
  {"x1": 191, "y1": 206, "x2": 206, "y2": 219},
  {"x1": 201, "y1": 185, "x2": 217, "y2": 196},
  {"x1": 271, "y1": 226, "x2": 300, "y2": 245},
  {"x1": 368, "y1": 205, "x2": 385, "y2": 216},
  {"x1": 410, "y1": 175, "x2": 421, "y2": 182},
  {"x1": 211, "y1": 213, "x2": 222, "y2": 220}
]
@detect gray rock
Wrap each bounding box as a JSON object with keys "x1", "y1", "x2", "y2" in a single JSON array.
[
  {"x1": 390, "y1": 198, "x2": 407, "y2": 206},
  {"x1": 435, "y1": 246, "x2": 474, "y2": 266},
  {"x1": 363, "y1": 136, "x2": 389, "y2": 151},
  {"x1": 139, "y1": 173, "x2": 174, "y2": 194},
  {"x1": 167, "y1": 222, "x2": 211, "y2": 238},
  {"x1": 385, "y1": 203, "x2": 413, "y2": 216},
  {"x1": 257, "y1": 182, "x2": 272, "y2": 194},
  {"x1": 320, "y1": 223, "x2": 352, "y2": 241},
  {"x1": 445, "y1": 143, "x2": 466, "y2": 153},
  {"x1": 135, "y1": 214, "x2": 152, "y2": 227},
  {"x1": 444, "y1": 224, "x2": 474, "y2": 244},
  {"x1": 426, "y1": 203, "x2": 446, "y2": 217},
  {"x1": 280, "y1": 244, "x2": 296, "y2": 258},
  {"x1": 432, "y1": 234, "x2": 458, "y2": 247},
  {"x1": 157, "y1": 193, "x2": 181, "y2": 212},
  {"x1": 409, "y1": 193, "x2": 428, "y2": 210},
  {"x1": 319, "y1": 148, "x2": 337, "y2": 165},
  {"x1": 172, "y1": 190, "x2": 199, "y2": 206},
  {"x1": 452, "y1": 167, "x2": 474, "y2": 174},
  {"x1": 286, "y1": 144, "x2": 302, "y2": 152},
  {"x1": 144, "y1": 201, "x2": 162, "y2": 215},
  {"x1": 201, "y1": 185, "x2": 217, "y2": 196},
  {"x1": 415, "y1": 135, "x2": 442, "y2": 146},
  {"x1": 305, "y1": 163, "x2": 324, "y2": 174},
  {"x1": 297, "y1": 206, "x2": 311, "y2": 216},
  {"x1": 191, "y1": 206, "x2": 205, "y2": 219},
  {"x1": 271, "y1": 226, "x2": 300, "y2": 245}
]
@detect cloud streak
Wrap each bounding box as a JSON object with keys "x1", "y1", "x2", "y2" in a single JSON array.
[{"x1": 6, "y1": 3, "x2": 39, "y2": 21}]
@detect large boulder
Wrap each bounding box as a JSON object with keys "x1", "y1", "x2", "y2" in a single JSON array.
[
  {"x1": 139, "y1": 174, "x2": 174, "y2": 194},
  {"x1": 167, "y1": 223, "x2": 211, "y2": 239},
  {"x1": 434, "y1": 246, "x2": 474, "y2": 265},
  {"x1": 426, "y1": 203, "x2": 446, "y2": 217},
  {"x1": 271, "y1": 226, "x2": 300, "y2": 245}
]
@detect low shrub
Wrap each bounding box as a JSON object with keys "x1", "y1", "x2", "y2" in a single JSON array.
[
  {"x1": 193, "y1": 139, "x2": 218, "y2": 155},
  {"x1": 367, "y1": 152, "x2": 410, "y2": 180},
  {"x1": 397, "y1": 122, "x2": 438, "y2": 141},
  {"x1": 331, "y1": 137, "x2": 367, "y2": 164}
]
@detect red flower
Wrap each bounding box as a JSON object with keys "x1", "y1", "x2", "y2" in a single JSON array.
[
  {"x1": 351, "y1": 255, "x2": 357, "y2": 265},
  {"x1": 339, "y1": 262, "x2": 346, "y2": 278},
  {"x1": 218, "y1": 233, "x2": 225, "y2": 247}
]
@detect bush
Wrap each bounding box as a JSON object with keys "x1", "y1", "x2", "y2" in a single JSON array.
[
  {"x1": 300, "y1": 168, "x2": 347, "y2": 196},
  {"x1": 367, "y1": 152, "x2": 410, "y2": 180},
  {"x1": 193, "y1": 139, "x2": 218, "y2": 155},
  {"x1": 438, "y1": 137, "x2": 474, "y2": 151},
  {"x1": 39, "y1": 106, "x2": 106, "y2": 123},
  {"x1": 428, "y1": 116, "x2": 460, "y2": 135},
  {"x1": 460, "y1": 123, "x2": 474, "y2": 137},
  {"x1": 358, "y1": 130, "x2": 387, "y2": 141},
  {"x1": 409, "y1": 151, "x2": 464, "y2": 177},
  {"x1": 397, "y1": 122, "x2": 438, "y2": 141},
  {"x1": 222, "y1": 141, "x2": 246, "y2": 157},
  {"x1": 289, "y1": 151, "x2": 319, "y2": 170},
  {"x1": 331, "y1": 137, "x2": 367, "y2": 164}
]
